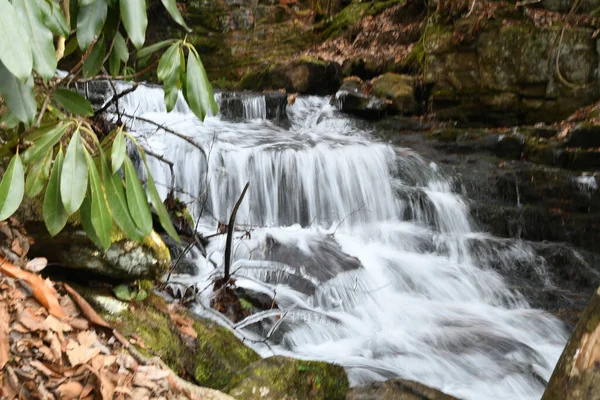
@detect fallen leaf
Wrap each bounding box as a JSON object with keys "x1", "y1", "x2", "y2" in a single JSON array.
[
  {"x1": 77, "y1": 331, "x2": 98, "y2": 348},
  {"x1": 18, "y1": 307, "x2": 46, "y2": 331},
  {"x1": 0, "y1": 301, "x2": 9, "y2": 369},
  {"x1": 30, "y1": 360, "x2": 61, "y2": 378},
  {"x1": 10, "y1": 238, "x2": 23, "y2": 256},
  {"x1": 25, "y1": 257, "x2": 48, "y2": 273},
  {"x1": 66, "y1": 339, "x2": 101, "y2": 366},
  {"x1": 63, "y1": 284, "x2": 111, "y2": 329},
  {"x1": 56, "y1": 381, "x2": 84, "y2": 400},
  {"x1": 44, "y1": 315, "x2": 72, "y2": 334},
  {"x1": 0, "y1": 258, "x2": 65, "y2": 319},
  {"x1": 98, "y1": 369, "x2": 115, "y2": 400}
]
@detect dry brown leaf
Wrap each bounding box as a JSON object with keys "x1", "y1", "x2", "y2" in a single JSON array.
[
  {"x1": 179, "y1": 325, "x2": 197, "y2": 338},
  {"x1": 67, "y1": 318, "x2": 89, "y2": 331},
  {"x1": 98, "y1": 370, "x2": 115, "y2": 400},
  {"x1": 44, "y1": 315, "x2": 72, "y2": 334},
  {"x1": 48, "y1": 333, "x2": 62, "y2": 363},
  {"x1": 80, "y1": 381, "x2": 95, "y2": 398},
  {"x1": 63, "y1": 284, "x2": 111, "y2": 329},
  {"x1": 55, "y1": 380, "x2": 84, "y2": 400},
  {"x1": 0, "y1": 301, "x2": 9, "y2": 370},
  {"x1": 66, "y1": 339, "x2": 101, "y2": 366},
  {"x1": 31, "y1": 360, "x2": 61, "y2": 378},
  {"x1": 18, "y1": 307, "x2": 46, "y2": 331},
  {"x1": 77, "y1": 331, "x2": 98, "y2": 348},
  {"x1": 0, "y1": 258, "x2": 65, "y2": 319}
]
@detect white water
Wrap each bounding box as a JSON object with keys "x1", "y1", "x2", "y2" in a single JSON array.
[{"x1": 114, "y1": 84, "x2": 567, "y2": 400}]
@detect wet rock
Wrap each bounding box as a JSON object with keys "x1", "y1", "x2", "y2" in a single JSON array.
[
  {"x1": 567, "y1": 123, "x2": 600, "y2": 148},
  {"x1": 240, "y1": 57, "x2": 343, "y2": 95},
  {"x1": 227, "y1": 356, "x2": 348, "y2": 400},
  {"x1": 334, "y1": 79, "x2": 389, "y2": 119},
  {"x1": 426, "y1": 128, "x2": 524, "y2": 159},
  {"x1": 347, "y1": 378, "x2": 459, "y2": 400},
  {"x1": 543, "y1": 287, "x2": 600, "y2": 400},
  {"x1": 30, "y1": 228, "x2": 170, "y2": 281},
  {"x1": 372, "y1": 73, "x2": 416, "y2": 114},
  {"x1": 519, "y1": 125, "x2": 559, "y2": 139},
  {"x1": 258, "y1": 233, "x2": 362, "y2": 294}
]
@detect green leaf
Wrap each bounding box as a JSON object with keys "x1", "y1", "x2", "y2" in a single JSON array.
[
  {"x1": 60, "y1": 130, "x2": 88, "y2": 214},
  {"x1": 101, "y1": 154, "x2": 144, "y2": 241},
  {"x1": 120, "y1": 0, "x2": 147, "y2": 49},
  {"x1": 13, "y1": 0, "x2": 57, "y2": 80},
  {"x1": 40, "y1": 0, "x2": 70, "y2": 37},
  {"x1": 123, "y1": 156, "x2": 152, "y2": 236},
  {"x1": 113, "y1": 31, "x2": 129, "y2": 62},
  {"x1": 157, "y1": 42, "x2": 180, "y2": 82},
  {"x1": 80, "y1": 189, "x2": 104, "y2": 248},
  {"x1": 0, "y1": 110, "x2": 20, "y2": 130},
  {"x1": 52, "y1": 88, "x2": 94, "y2": 116},
  {"x1": 142, "y1": 154, "x2": 180, "y2": 244},
  {"x1": 184, "y1": 50, "x2": 218, "y2": 122},
  {"x1": 0, "y1": 0, "x2": 33, "y2": 80},
  {"x1": 111, "y1": 129, "x2": 126, "y2": 173},
  {"x1": 136, "y1": 39, "x2": 176, "y2": 60},
  {"x1": 109, "y1": 49, "x2": 120, "y2": 77},
  {"x1": 84, "y1": 149, "x2": 111, "y2": 249},
  {"x1": 76, "y1": 0, "x2": 107, "y2": 50},
  {"x1": 0, "y1": 62, "x2": 36, "y2": 126},
  {"x1": 82, "y1": 37, "x2": 106, "y2": 78},
  {"x1": 164, "y1": 84, "x2": 178, "y2": 113},
  {"x1": 22, "y1": 123, "x2": 70, "y2": 164},
  {"x1": 113, "y1": 284, "x2": 133, "y2": 301},
  {"x1": 0, "y1": 153, "x2": 25, "y2": 221},
  {"x1": 160, "y1": 0, "x2": 191, "y2": 32},
  {"x1": 64, "y1": 36, "x2": 79, "y2": 58},
  {"x1": 43, "y1": 148, "x2": 68, "y2": 235},
  {"x1": 134, "y1": 289, "x2": 148, "y2": 301},
  {"x1": 25, "y1": 150, "x2": 53, "y2": 198}
]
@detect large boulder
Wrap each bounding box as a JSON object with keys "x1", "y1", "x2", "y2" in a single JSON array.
[
  {"x1": 240, "y1": 57, "x2": 343, "y2": 95},
  {"x1": 424, "y1": 24, "x2": 600, "y2": 125},
  {"x1": 543, "y1": 287, "x2": 600, "y2": 399},
  {"x1": 567, "y1": 123, "x2": 600, "y2": 149},
  {"x1": 227, "y1": 356, "x2": 348, "y2": 400},
  {"x1": 347, "y1": 378, "x2": 459, "y2": 400},
  {"x1": 372, "y1": 73, "x2": 417, "y2": 114}
]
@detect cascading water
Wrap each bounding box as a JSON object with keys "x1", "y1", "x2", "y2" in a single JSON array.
[{"x1": 113, "y1": 84, "x2": 568, "y2": 400}]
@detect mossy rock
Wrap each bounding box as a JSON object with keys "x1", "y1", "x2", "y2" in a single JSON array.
[
  {"x1": 192, "y1": 319, "x2": 260, "y2": 390},
  {"x1": 227, "y1": 356, "x2": 348, "y2": 400},
  {"x1": 372, "y1": 73, "x2": 416, "y2": 114},
  {"x1": 323, "y1": 0, "x2": 405, "y2": 39},
  {"x1": 30, "y1": 228, "x2": 170, "y2": 281},
  {"x1": 347, "y1": 378, "x2": 459, "y2": 400},
  {"x1": 100, "y1": 293, "x2": 261, "y2": 389}
]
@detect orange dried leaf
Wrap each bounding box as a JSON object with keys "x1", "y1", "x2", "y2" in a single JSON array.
[
  {"x1": 0, "y1": 258, "x2": 66, "y2": 319},
  {"x1": 56, "y1": 381, "x2": 84, "y2": 400}
]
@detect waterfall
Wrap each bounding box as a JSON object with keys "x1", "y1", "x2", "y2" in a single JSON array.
[{"x1": 113, "y1": 84, "x2": 568, "y2": 400}]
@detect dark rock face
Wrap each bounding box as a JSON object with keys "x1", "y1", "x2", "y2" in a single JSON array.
[
  {"x1": 240, "y1": 58, "x2": 343, "y2": 95},
  {"x1": 334, "y1": 79, "x2": 389, "y2": 119},
  {"x1": 347, "y1": 378, "x2": 459, "y2": 400},
  {"x1": 372, "y1": 73, "x2": 416, "y2": 114},
  {"x1": 218, "y1": 91, "x2": 288, "y2": 124},
  {"x1": 425, "y1": 25, "x2": 600, "y2": 125},
  {"x1": 567, "y1": 123, "x2": 600, "y2": 148}
]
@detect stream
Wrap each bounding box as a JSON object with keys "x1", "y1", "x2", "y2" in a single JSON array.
[{"x1": 113, "y1": 85, "x2": 568, "y2": 400}]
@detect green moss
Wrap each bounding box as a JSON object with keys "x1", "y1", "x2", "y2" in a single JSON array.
[
  {"x1": 227, "y1": 356, "x2": 349, "y2": 400},
  {"x1": 297, "y1": 56, "x2": 328, "y2": 67},
  {"x1": 402, "y1": 39, "x2": 425, "y2": 73},
  {"x1": 192, "y1": 319, "x2": 260, "y2": 390},
  {"x1": 103, "y1": 298, "x2": 189, "y2": 375},
  {"x1": 323, "y1": 0, "x2": 405, "y2": 39}
]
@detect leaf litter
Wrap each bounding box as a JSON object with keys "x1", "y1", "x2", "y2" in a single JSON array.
[{"x1": 0, "y1": 220, "x2": 234, "y2": 400}]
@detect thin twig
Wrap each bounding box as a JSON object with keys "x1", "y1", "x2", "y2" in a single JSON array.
[
  {"x1": 94, "y1": 83, "x2": 139, "y2": 116},
  {"x1": 224, "y1": 183, "x2": 250, "y2": 282}
]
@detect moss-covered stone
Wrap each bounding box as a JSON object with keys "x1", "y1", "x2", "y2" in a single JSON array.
[
  {"x1": 347, "y1": 378, "x2": 459, "y2": 400},
  {"x1": 227, "y1": 356, "x2": 348, "y2": 400},
  {"x1": 372, "y1": 73, "x2": 416, "y2": 114},
  {"x1": 192, "y1": 319, "x2": 260, "y2": 390}
]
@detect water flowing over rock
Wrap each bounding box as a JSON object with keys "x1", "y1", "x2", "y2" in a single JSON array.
[{"x1": 105, "y1": 83, "x2": 575, "y2": 400}]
